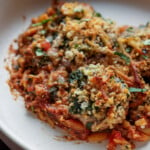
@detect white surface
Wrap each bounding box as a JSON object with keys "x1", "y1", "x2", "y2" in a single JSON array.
[{"x1": 0, "y1": 0, "x2": 150, "y2": 150}]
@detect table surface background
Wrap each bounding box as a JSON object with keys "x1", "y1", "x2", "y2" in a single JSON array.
[
  {"x1": 0, "y1": 131, "x2": 21, "y2": 150},
  {"x1": 0, "y1": 139, "x2": 10, "y2": 150}
]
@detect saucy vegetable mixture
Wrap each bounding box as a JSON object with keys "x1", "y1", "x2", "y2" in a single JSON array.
[{"x1": 7, "y1": 2, "x2": 150, "y2": 150}]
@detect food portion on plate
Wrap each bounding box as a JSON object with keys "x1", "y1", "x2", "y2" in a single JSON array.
[{"x1": 6, "y1": 2, "x2": 150, "y2": 150}]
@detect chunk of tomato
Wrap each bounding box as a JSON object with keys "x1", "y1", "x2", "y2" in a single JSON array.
[{"x1": 41, "y1": 41, "x2": 51, "y2": 51}]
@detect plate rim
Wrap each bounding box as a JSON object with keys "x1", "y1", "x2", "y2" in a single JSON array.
[
  {"x1": 0, "y1": 119, "x2": 31, "y2": 150},
  {"x1": 0, "y1": 0, "x2": 150, "y2": 149}
]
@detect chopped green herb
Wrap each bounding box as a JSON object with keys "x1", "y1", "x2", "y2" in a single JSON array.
[
  {"x1": 113, "y1": 41, "x2": 119, "y2": 48},
  {"x1": 35, "y1": 48, "x2": 46, "y2": 56},
  {"x1": 46, "y1": 36, "x2": 53, "y2": 43},
  {"x1": 74, "y1": 7, "x2": 83, "y2": 13},
  {"x1": 143, "y1": 39, "x2": 150, "y2": 46},
  {"x1": 82, "y1": 18, "x2": 91, "y2": 22},
  {"x1": 49, "y1": 87, "x2": 58, "y2": 93},
  {"x1": 32, "y1": 19, "x2": 52, "y2": 27},
  {"x1": 74, "y1": 44, "x2": 79, "y2": 49},
  {"x1": 58, "y1": 77, "x2": 65, "y2": 84},
  {"x1": 121, "y1": 83, "x2": 127, "y2": 89},
  {"x1": 114, "y1": 52, "x2": 130, "y2": 64},
  {"x1": 69, "y1": 98, "x2": 81, "y2": 114},
  {"x1": 129, "y1": 87, "x2": 148, "y2": 93},
  {"x1": 86, "y1": 122, "x2": 93, "y2": 130},
  {"x1": 114, "y1": 77, "x2": 122, "y2": 83},
  {"x1": 125, "y1": 145, "x2": 130, "y2": 149},
  {"x1": 93, "y1": 12, "x2": 102, "y2": 17},
  {"x1": 126, "y1": 27, "x2": 134, "y2": 32},
  {"x1": 142, "y1": 55, "x2": 148, "y2": 59},
  {"x1": 110, "y1": 76, "x2": 115, "y2": 80},
  {"x1": 114, "y1": 77, "x2": 127, "y2": 89},
  {"x1": 127, "y1": 93, "x2": 130, "y2": 98},
  {"x1": 39, "y1": 30, "x2": 47, "y2": 35},
  {"x1": 86, "y1": 101, "x2": 94, "y2": 113},
  {"x1": 126, "y1": 46, "x2": 132, "y2": 53},
  {"x1": 142, "y1": 48, "x2": 147, "y2": 54},
  {"x1": 79, "y1": 18, "x2": 91, "y2": 23},
  {"x1": 69, "y1": 70, "x2": 87, "y2": 88},
  {"x1": 69, "y1": 70, "x2": 84, "y2": 83}
]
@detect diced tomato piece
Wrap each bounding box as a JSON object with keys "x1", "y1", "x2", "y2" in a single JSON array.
[
  {"x1": 41, "y1": 41, "x2": 51, "y2": 51},
  {"x1": 27, "y1": 86, "x2": 34, "y2": 92},
  {"x1": 107, "y1": 130, "x2": 128, "y2": 150},
  {"x1": 118, "y1": 25, "x2": 129, "y2": 33}
]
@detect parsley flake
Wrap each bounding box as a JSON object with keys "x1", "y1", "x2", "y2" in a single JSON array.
[
  {"x1": 126, "y1": 27, "x2": 134, "y2": 32},
  {"x1": 69, "y1": 98, "x2": 82, "y2": 114},
  {"x1": 93, "y1": 12, "x2": 102, "y2": 17},
  {"x1": 126, "y1": 46, "x2": 132, "y2": 53},
  {"x1": 39, "y1": 30, "x2": 47, "y2": 35},
  {"x1": 32, "y1": 19, "x2": 52, "y2": 27},
  {"x1": 142, "y1": 55, "x2": 148, "y2": 59},
  {"x1": 129, "y1": 87, "x2": 147, "y2": 93},
  {"x1": 35, "y1": 48, "x2": 46, "y2": 56},
  {"x1": 114, "y1": 52, "x2": 130, "y2": 64},
  {"x1": 86, "y1": 122, "x2": 93, "y2": 130}
]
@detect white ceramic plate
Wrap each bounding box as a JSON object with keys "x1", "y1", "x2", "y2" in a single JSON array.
[{"x1": 0, "y1": 0, "x2": 150, "y2": 149}]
